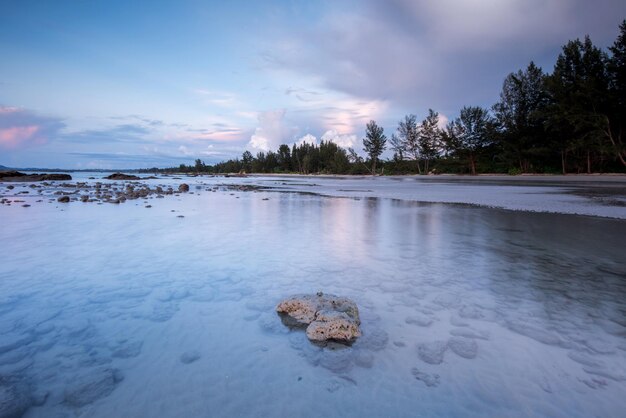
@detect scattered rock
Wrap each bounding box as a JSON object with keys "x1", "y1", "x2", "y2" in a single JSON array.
[
  {"x1": 57, "y1": 196, "x2": 70, "y2": 203},
  {"x1": 0, "y1": 171, "x2": 72, "y2": 182},
  {"x1": 111, "y1": 340, "x2": 143, "y2": 359},
  {"x1": 417, "y1": 341, "x2": 448, "y2": 365},
  {"x1": 104, "y1": 173, "x2": 140, "y2": 180},
  {"x1": 449, "y1": 328, "x2": 490, "y2": 340},
  {"x1": 63, "y1": 368, "x2": 124, "y2": 407},
  {"x1": 178, "y1": 184, "x2": 190, "y2": 193},
  {"x1": 405, "y1": 315, "x2": 433, "y2": 327},
  {"x1": 411, "y1": 368, "x2": 440, "y2": 387},
  {"x1": 448, "y1": 337, "x2": 478, "y2": 359},
  {"x1": 357, "y1": 327, "x2": 388, "y2": 351},
  {"x1": 277, "y1": 293, "x2": 361, "y2": 344},
  {"x1": 0, "y1": 377, "x2": 33, "y2": 418}
]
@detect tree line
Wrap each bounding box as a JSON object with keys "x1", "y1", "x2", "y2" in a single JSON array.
[{"x1": 161, "y1": 21, "x2": 626, "y2": 175}]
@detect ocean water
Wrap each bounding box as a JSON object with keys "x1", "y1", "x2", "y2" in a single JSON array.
[{"x1": 1, "y1": 174, "x2": 625, "y2": 417}]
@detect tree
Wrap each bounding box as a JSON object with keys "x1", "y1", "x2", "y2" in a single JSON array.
[
  {"x1": 396, "y1": 114, "x2": 422, "y2": 173},
  {"x1": 445, "y1": 106, "x2": 493, "y2": 174},
  {"x1": 608, "y1": 20, "x2": 626, "y2": 166},
  {"x1": 241, "y1": 150, "x2": 253, "y2": 173},
  {"x1": 194, "y1": 159, "x2": 206, "y2": 173},
  {"x1": 277, "y1": 144, "x2": 292, "y2": 171},
  {"x1": 547, "y1": 37, "x2": 610, "y2": 173},
  {"x1": 494, "y1": 61, "x2": 549, "y2": 173},
  {"x1": 362, "y1": 120, "x2": 387, "y2": 174},
  {"x1": 419, "y1": 109, "x2": 442, "y2": 173}
]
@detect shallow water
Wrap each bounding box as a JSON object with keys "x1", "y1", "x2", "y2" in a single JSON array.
[{"x1": 1, "y1": 175, "x2": 625, "y2": 417}]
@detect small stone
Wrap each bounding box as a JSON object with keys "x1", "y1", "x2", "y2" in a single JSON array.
[
  {"x1": 180, "y1": 351, "x2": 201, "y2": 364},
  {"x1": 57, "y1": 196, "x2": 70, "y2": 203}
]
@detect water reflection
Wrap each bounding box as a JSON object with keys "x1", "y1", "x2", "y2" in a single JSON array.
[{"x1": 0, "y1": 189, "x2": 624, "y2": 417}]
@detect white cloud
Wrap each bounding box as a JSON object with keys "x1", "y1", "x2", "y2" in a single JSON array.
[
  {"x1": 295, "y1": 133, "x2": 317, "y2": 147},
  {"x1": 320, "y1": 130, "x2": 357, "y2": 148},
  {"x1": 248, "y1": 109, "x2": 288, "y2": 152}
]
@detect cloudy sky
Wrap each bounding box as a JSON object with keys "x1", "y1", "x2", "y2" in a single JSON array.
[{"x1": 1, "y1": 0, "x2": 624, "y2": 169}]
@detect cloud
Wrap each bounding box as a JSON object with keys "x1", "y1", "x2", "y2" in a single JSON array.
[
  {"x1": 295, "y1": 133, "x2": 318, "y2": 147},
  {"x1": 248, "y1": 109, "x2": 291, "y2": 151},
  {"x1": 320, "y1": 130, "x2": 357, "y2": 148},
  {"x1": 0, "y1": 106, "x2": 65, "y2": 150},
  {"x1": 63, "y1": 123, "x2": 151, "y2": 144},
  {"x1": 261, "y1": 0, "x2": 626, "y2": 113},
  {"x1": 194, "y1": 89, "x2": 240, "y2": 108}
]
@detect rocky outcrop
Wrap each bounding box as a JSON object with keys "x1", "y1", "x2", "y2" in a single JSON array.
[
  {"x1": 0, "y1": 171, "x2": 72, "y2": 182},
  {"x1": 276, "y1": 293, "x2": 361, "y2": 344},
  {"x1": 104, "y1": 173, "x2": 140, "y2": 180}
]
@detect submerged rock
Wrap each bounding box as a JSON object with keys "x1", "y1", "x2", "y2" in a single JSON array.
[
  {"x1": 180, "y1": 351, "x2": 201, "y2": 364},
  {"x1": 276, "y1": 293, "x2": 361, "y2": 344},
  {"x1": 63, "y1": 367, "x2": 123, "y2": 407},
  {"x1": 0, "y1": 377, "x2": 33, "y2": 418},
  {"x1": 417, "y1": 340, "x2": 448, "y2": 365},
  {"x1": 448, "y1": 337, "x2": 478, "y2": 359}
]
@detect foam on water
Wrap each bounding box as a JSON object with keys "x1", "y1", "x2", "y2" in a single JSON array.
[{"x1": 0, "y1": 174, "x2": 625, "y2": 417}]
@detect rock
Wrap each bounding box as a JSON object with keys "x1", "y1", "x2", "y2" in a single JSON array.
[
  {"x1": 417, "y1": 341, "x2": 448, "y2": 365},
  {"x1": 63, "y1": 368, "x2": 123, "y2": 407},
  {"x1": 357, "y1": 327, "x2": 388, "y2": 351},
  {"x1": 40, "y1": 174, "x2": 72, "y2": 181},
  {"x1": 104, "y1": 173, "x2": 140, "y2": 180},
  {"x1": 306, "y1": 311, "x2": 361, "y2": 343},
  {"x1": 111, "y1": 340, "x2": 143, "y2": 359},
  {"x1": 0, "y1": 171, "x2": 72, "y2": 182},
  {"x1": 277, "y1": 293, "x2": 361, "y2": 344},
  {"x1": 57, "y1": 196, "x2": 70, "y2": 203},
  {"x1": 178, "y1": 183, "x2": 190, "y2": 192},
  {"x1": 180, "y1": 351, "x2": 201, "y2": 364},
  {"x1": 405, "y1": 315, "x2": 433, "y2": 327},
  {"x1": 448, "y1": 337, "x2": 478, "y2": 359},
  {"x1": 0, "y1": 170, "x2": 26, "y2": 179},
  {"x1": 0, "y1": 378, "x2": 32, "y2": 418},
  {"x1": 411, "y1": 368, "x2": 440, "y2": 387}
]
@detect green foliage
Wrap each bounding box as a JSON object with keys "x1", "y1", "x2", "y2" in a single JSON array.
[
  {"x1": 362, "y1": 120, "x2": 387, "y2": 174},
  {"x1": 154, "y1": 21, "x2": 626, "y2": 176}
]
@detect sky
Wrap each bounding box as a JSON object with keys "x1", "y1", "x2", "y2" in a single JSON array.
[{"x1": 1, "y1": 0, "x2": 625, "y2": 169}]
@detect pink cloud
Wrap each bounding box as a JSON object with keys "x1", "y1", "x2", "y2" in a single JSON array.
[
  {"x1": 0, "y1": 125, "x2": 41, "y2": 149},
  {"x1": 0, "y1": 106, "x2": 64, "y2": 150}
]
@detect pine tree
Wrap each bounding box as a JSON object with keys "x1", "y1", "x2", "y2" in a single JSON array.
[{"x1": 362, "y1": 120, "x2": 387, "y2": 175}]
